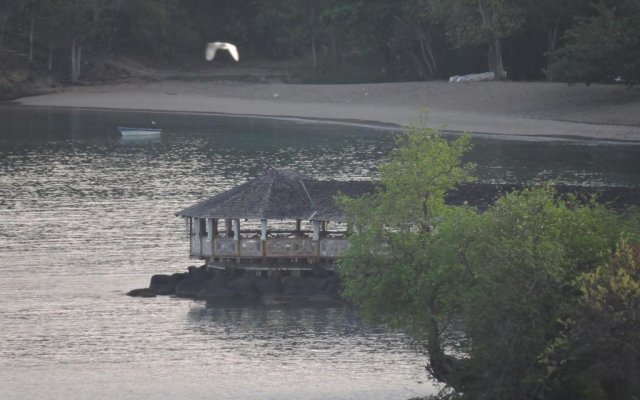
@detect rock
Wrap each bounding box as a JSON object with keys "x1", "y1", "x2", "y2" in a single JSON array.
[
  {"x1": 281, "y1": 276, "x2": 325, "y2": 296},
  {"x1": 127, "y1": 288, "x2": 157, "y2": 297},
  {"x1": 298, "y1": 278, "x2": 326, "y2": 295},
  {"x1": 205, "y1": 288, "x2": 240, "y2": 299},
  {"x1": 149, "y1": 272, "x2": 186, "y2": 295},
  {"x1": 187, "y1": 264, "x2": 211, "y2": 278},
  {"x1": 310, "y1": 267, "x2": 333, "y2": 279},
  {"x1": 136, "y1": 264, "x2": 347, "y2": 304},
  {"x1": 226, "y1": 277, "x2": 256, "y2": 294},
  {"x1": 283, "y1": 286, "x2": 301, "y2": 296},
  {"x1": 282, "y1": 276, "x2": 303, "y2": 290},
  {"x1": 255, "y1": 278, "x2": 282, "y2": 294},
  {"x1": 323, "y1": 276, "x2": 342, "y2": 294},
  {"x1": 206, "y1": 271, "x2": 233, "y2": 290},
  {"x1": 175, "y1": 276, "x2": 209, "y2": 299}
]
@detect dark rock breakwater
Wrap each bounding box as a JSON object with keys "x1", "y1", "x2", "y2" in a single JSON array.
[{"x1": 128, "y1": 265, "x2": 344, "y2": 305}]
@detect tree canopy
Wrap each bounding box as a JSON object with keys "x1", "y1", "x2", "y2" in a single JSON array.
[
  {"x1": 550, "y1": 0, "x2": 640, "y2": 86},
  {"x1": 338, "y1": 127, "x2": 640, "y2": 399},
  {"x1": 2, "y1": 0, "x2": 639, "y2": 84}
]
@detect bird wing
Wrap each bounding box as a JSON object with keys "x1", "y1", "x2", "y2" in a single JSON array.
[
  {"x1": 226, "y1": 43, "x2": 239, "y2": 62},
  {"x1": 205, "y1": 43, "x2": 218, "y2": 61}
]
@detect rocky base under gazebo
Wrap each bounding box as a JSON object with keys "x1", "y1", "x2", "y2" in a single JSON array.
[{"x1": 127, "y1": 264, "x2": 344, "y2": 305}]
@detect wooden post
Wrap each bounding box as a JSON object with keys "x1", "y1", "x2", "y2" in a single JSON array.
[
  {"x1": 296, "y1": 219, "x2": 301, "y2": 232},
  {"x1": 261, "y1": 219, "x2": 267, "y2": 240},
  {"x1": 206, "y1": 218, "x2": 214, "y2": 256},
  {"x1": 312, "y1": 220, "x2": 321, "y2": 240},
  {"x1": 206, "y1": 218, "x2": 213, "y2": 239},
  {"x1": 261, "y1": 219, "x2": 267, "y2": 257},
  {"x1": 233, "y1": 218, "x2": 240, "y2": 260},
  {"x1": 184, "y1": 217, "x2": 190, "y2": 238},
  {"x1": 193, "y1": 218, "x2": 201, "y2": 257},
  {"x1": 233, "y1": 219, "x2": 240, "y2": 241},
  {"x1": 225, "y1": 218, "x2": 232, "y2": 236},
  {"x1": 186, "y1": 217, "x2": 193, "y2": 255},
  {"x1": 212, "y1": 218, "x2": 218, "y2": 237}
]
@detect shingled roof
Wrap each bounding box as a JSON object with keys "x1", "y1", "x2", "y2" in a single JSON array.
[
  {"x1": 177, "y1": 168, "x2": 640, "y2": 221},
  {"x1": 176, "y1": 168, "x2": 375, "y2": 221}
]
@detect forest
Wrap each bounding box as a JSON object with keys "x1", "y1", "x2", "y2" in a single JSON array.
[{"x1": 1, "y1": 0, "x2": 639, "y2": 85}]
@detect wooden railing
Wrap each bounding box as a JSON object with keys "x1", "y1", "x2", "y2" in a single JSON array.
[{"x1": 192, "y1": 237, "x2": 349, "y2": 258}]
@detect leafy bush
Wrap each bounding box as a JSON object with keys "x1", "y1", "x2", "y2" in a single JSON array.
[{"x1": 339, "y1": 126, "x2": 640, "y2": 399}]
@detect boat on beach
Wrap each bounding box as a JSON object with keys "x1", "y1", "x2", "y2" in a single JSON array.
[{"x1": 118, "y1": 127, "x2": 162, "y2": 136}]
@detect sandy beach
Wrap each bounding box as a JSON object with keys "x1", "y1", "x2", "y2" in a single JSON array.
[{"x1": 14, "y1": 78, "x2": 640, "y2": 141}]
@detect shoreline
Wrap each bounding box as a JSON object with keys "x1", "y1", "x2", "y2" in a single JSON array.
[
  {"x1": 14, "y1": 103, "x2": 640, "y2": 144},
  {"x1": 11, "y1": 79, "x2": 640, "y2": 142}
]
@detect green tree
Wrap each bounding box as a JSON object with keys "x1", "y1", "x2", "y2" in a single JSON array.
[
  {"x1": 440, "y1": 0, "x2": 527, "y2": 80},
  {"x1": 540, "y1": 235, "x2": 640, "y2": 399},
  {"x1": 551, "y1": 0, "x2": 640, "y2": 85},
  {"x1": 0, "y1": 0, "x2": 25, "y2": 50},
  {"x1": 339, "y1": 126, "x2": 640, "y2": 399},
  {"x1": 43, "y1": 0, "x2": 115, "y2": 82},
  {"x1": 388, "y1": 0, "x2": 444, "y2": 79},
  {"x1": 320, "y1": 0, "x2": 366, "y2": 73},
  {"x1": 522, "y1": 0, "x2": 591, "y2": 81},
  {"x1": 113, "y1": 0, "x2": 197, "y2": 59},
  {"x1": 446, "y1": 188, "x2": 624, "y2": 398},
  {"x1": 338, "y1": 127, "x2": 476, "y2": 391}
]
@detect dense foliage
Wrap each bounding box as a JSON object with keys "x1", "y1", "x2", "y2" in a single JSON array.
[
  {"x1": 1, "y1": 0, "x2": 639, "y2": 84},
  {"x1": 339, "y1": 127, "x2": 640, "y2": 399},
  {"x1": 550, "y1": 0, "x2": 640, "y2": 86}
]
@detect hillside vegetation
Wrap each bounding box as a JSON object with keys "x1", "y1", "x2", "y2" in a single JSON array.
[{"x1": 1, "y1": 0, "x2": 639, "y2": 98}]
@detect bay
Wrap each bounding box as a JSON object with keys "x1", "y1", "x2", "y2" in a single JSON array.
[
  {"x1": 0, "y1": 107, "x2": 428, "y2": 400},
  {"x1": 1, "y1": 106, "x2": 638, "y2": 400}
]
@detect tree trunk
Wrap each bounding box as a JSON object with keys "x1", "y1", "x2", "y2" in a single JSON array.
[
  {"x1": 378, "y1": 39, "x2": 396, "y2": 77},
  {"x1": 418, "y1": 33, "x2": 437, "y2": 77},
  {"x1": 71, "y1": 38, "x2": 76, "y2": 83},
  {"x1": 29, "y1": 17, "x2": 35, "y2": 64},
  {"x1": 332, "y1": 33, "x2": 342, "y2": 73},
  {"x1": 394, "y1": 15, "x2": 439, "y2": 79},
  {"x1": 488, "y1": 32, "x2": 507, "y2": 80},
  {"x1": 70, "y1": 38, "x2": 82, "y2": 83},
  {"x1": 76, "y1": 44, "x2": 82, "y2": 81},
  {"x1": 545, "y1": 20, "x2": 560, "y2": 81},
  {"x1": 311, "y1": 35, "x2": 317, "y2": 71},
  {"x1": 48, "y1": 41, "x2": 53, "y2": 71},
  {"x1": 424, "y1": 316, "x2": 469, "y2": 392},
  {"x1": 310, "y1": 3, "x2": 317, "y2": 71},
  {"x1": 478, "y1": 0, "x2": 507, "y2": 81}
]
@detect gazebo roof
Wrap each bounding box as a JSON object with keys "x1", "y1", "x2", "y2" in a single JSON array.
[{"x1": 175, "y1": 168, "x2": 374, "y2": 221}]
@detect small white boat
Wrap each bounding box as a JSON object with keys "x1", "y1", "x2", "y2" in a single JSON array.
[{"x1": 118, "y1": 127, "x2": 162, "y2": 137}]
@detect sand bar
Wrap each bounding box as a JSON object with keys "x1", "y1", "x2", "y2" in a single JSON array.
[{"x1": 15, "y1": 80, "x2": 640, "y2": 141}]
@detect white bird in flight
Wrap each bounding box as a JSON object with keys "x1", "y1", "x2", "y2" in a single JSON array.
[{"x1": 205, "y1": 42, "x2": 239, "y2": 62}]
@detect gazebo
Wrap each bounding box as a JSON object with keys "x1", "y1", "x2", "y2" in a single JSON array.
[{"x1": 175, "y1": 168, "x2": 373, "y2": 271}]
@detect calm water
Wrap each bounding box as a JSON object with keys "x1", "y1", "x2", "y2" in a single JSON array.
[{"x1": 1, "y1": 106, "x2": 639, "y2": 400}]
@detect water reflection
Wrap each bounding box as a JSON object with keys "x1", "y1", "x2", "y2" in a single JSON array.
[{"x1": 187, "y1": 304, "x2": 366, "y2": 340}]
